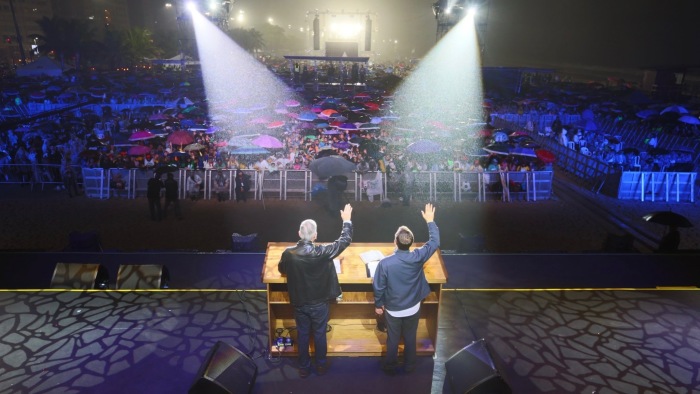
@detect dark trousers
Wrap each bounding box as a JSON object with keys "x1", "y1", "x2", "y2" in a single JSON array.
[
  {"x1": 383, "y1": 310, "x2": 420, "y2": 368},
  {"x1": 293, "y1": 302, "x2": 330, "y2": 370},
  {"x1": 148, "y1": 198, "x2": 162, "y2": 221},
  {"x1": 163, "y1": 198, "x2": 182, "y2": 219}
]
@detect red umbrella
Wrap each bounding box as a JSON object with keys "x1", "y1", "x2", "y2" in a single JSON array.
[
  {"x1": 129, "y1": 130, "x2": 156, "y2": 141},
  {"x1": 266, "y1": 121, "x2": 285, "y2": 129},
  {"x1": 128, "y1": 145, "x2": 151, "y2": 156},
  {"x1": 535, "y1": 149, "x2": 556, "y2": 164},
  {"x1": 167, "y1": 130, "x2": 194, "y2": 145}
]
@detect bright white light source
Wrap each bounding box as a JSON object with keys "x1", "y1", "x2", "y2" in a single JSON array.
[{"x1": 186, "y1": 2, "x2": 197, "y2": 12}]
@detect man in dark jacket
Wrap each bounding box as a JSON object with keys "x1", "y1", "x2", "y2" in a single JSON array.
[
  {"x1": 373, "y1": 203, "x2": 439, "y2": 375},
  {"x1": 147, "y1": 172, "x2": 164, "y2": 221},
  {"x1": 278, "y1": 204, "x2": 353, "y2": 378},
  {"x1": 163, "y1": 172, "x2": 182, "y2": 220}
]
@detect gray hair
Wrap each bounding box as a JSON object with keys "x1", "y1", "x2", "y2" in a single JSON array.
[{"x1": 299, "y1": 219, "x2": 317, "y2": 242}]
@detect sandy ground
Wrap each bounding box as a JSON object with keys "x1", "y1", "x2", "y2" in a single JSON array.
[{"x1": 1, "y1": 180, "x2": 698, "y2": 254}]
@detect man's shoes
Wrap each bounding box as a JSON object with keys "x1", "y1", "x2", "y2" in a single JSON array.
[
  {"x1": 298, "y1": 367, "x2": 311, "y2": 379},
  {"x1": 315, "y1": 363, "x2": 329, "y2": 376},
  {"x1": 380, "y1": 361, "x2": 398, "y2": 376}
]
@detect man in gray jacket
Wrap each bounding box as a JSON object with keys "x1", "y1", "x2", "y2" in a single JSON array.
[{"x1": 373, "y1": 203, "x2": 439, "y2": 374}]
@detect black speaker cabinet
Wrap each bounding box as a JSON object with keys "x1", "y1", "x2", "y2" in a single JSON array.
[
  {"x1": 445, "y1": 339, "x2": 511, "y2": 394},
  {"x1": 189, "y1": 341, "x2": 258, "y2": 394},
  {"x1": 50, "y1": 263, "x2": 109, "y2": 289},
  {"x1": 116, "y1": 264, "x2": 169, "y2": 289}
]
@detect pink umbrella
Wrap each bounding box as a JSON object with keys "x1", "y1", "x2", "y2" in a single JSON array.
[
  {"x1": 252, "y1": 135, "x2": 284, "y2": 149},
  {"x1": 129, "y1": 130, "x2": 156, "y2": 141},
  {"x1": 167, "y1": 130, "x2": 194, "y2": 145},
  {"x1": 128, "y1": 145, "x2": 151, "y2": 156},
  {"x1": 266, "y1": 121, "x2": 285, "y2": 129},
  {"x1": 284, "y1": 99, "x2": 301, "y2": 107}
]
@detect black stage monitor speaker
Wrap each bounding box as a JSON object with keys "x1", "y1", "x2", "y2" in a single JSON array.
[
  {"x1": 189, "y1": 341, "x2": 258, "y2": 394},
  {"x1": 445, "y1": 339, "x2": 511, "y2": 394},
  {"x1": 51, "y1": 263, "x2": 109, "y2": 289},
  {"x1": 116, "y1": 264, "x2": 169, "y2": 289}
]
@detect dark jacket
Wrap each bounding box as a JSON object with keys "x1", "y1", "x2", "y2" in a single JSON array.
[
  {"x1": 278, "y1": 222, "x2": 352, "y2": 306},
  {"x1": 164, "y1": 177, "x2": 178, "y2": 200},
  {"x1": 373, "y1": 222, "x2": 440, "y2": 312},
  {"x1": 147, "y1": 177, "x2": 164, "y2": 199}
]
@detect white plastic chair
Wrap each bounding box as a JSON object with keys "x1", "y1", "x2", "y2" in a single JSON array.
[{"x1": 362, "y1": 171, "x2": 383, "y2": 202}]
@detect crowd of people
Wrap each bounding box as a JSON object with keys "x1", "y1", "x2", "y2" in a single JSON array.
[{"x1": 1, "y1": 57, "x2": 697, "y2": 197}]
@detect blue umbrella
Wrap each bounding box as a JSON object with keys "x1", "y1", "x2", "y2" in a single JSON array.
[
  {"x1": 229, "y1": 146, "x2": 270, "y2": 155},
  {"x1": 297, "y1": 111, "x2": 317, "y2": 122}
]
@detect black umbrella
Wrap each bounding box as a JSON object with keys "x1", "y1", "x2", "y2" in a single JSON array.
[
  {"x1": 309, "y1": 155, "x2": 356, "y2": 179},
  {"x1": 642, "y1": 211, "x2": 693, "y2": 228}
]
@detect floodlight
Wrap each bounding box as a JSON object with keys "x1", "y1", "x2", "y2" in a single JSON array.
[{"x1": 186, "y1": 2, "x2": 197, "y2": 12}]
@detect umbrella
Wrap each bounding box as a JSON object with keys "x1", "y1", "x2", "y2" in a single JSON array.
[
  {"x1": 297, "y1": 111, "x2": 317, "y2": 122},
  {"x1": 535, "y1": 149, "x2": 556, "y2": 164},
  {"x1": 127, "y1": 145, "x2": 151, "y2": 156},
  {"x1": 332, "y1": 141, "x2": 352, "y2": 150},
  {"x1": 622, "y1": 147, "x2": 640, "y2": 155},
  {"x1": 184, "y1": 143, "x2": 206, "y2": 151},
  {"x1": 319, "y1": 109, "x2": 339, "y2": 118},
  {"x1": 406, "y1": 140, "x2": 441, "y2": 154},
  {"x1": 642, "y1": 211, "x2": 693, "y2": 228},
  {"x1": 636, "y1": 109, "x2": 658, "y2": 119},
  {"x1": 483, "y1": 142, "x2": 512, "y2": 155},
  {"x1": 167, "y1": 130, "x2": 194, "y2": 145},
  {"x1": 509, "y1": 146, "x2": 538, "y2": 157},
  {"x1": 309, "y1": 155, "x2": 356, "y2": 178},
  {"x1": 678, "y1": 115, "x2": 700, "y2": 125},
  {"x1": 229, "y1": 146, "x2": 270, "y2": 155},
  {"x1": 284, "y1": 99, "x2": 301, "y2": 107},
  {"x1": 266, "y1": 121, "x2": 285, "y2": 129},
  {"x1": 336, "y1": 123, "x2": 358, "y2": 131},
  {"x1": 252, "y1": 135, "x2": 284, "y2": 149},
  {"x1": 129, "y1": 130, "x2": 157, "y2": 141},
  {"x1": 154, "y1": 165, "x2": 179, "y2": 176},
  {"x1": 323, "y1": 129, "x2": 343, "y2": 135},
  {"x1": 660, "y1": 105, "x2": 689, "y2": 115}
]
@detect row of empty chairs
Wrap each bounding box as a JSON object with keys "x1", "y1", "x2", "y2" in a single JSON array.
[{"x1": 50, "y1": 263, "x2": 169, "y2": 290}]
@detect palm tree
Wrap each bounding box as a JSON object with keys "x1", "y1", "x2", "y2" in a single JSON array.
[{"x1": 120, "y1": 27, "x2": 163, "y2": 67}]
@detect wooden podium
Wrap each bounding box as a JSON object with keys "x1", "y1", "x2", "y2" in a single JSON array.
[{"x1": 261, "y1": 242, "x2": 448, "y2": 357}]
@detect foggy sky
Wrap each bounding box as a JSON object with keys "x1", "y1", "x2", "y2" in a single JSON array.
[{"x1": 135, "y1": 0, "x2": 700, "y2": 70}]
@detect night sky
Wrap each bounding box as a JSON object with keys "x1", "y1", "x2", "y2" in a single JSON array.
[{"x1": 131, "y1": 0, "x2": 700, "y2": 70}]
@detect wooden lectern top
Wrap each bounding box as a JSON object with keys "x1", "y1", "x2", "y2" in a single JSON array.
[{"x1": 262, "y1": 242, "x2": 448, "y2": 284}]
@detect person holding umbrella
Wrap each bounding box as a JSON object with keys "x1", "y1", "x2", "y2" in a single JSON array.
[
  {"x1": 163, "y1": 172, "x2": 182, "y2": 220},
  {"x1": 147, "y1": 172, "x2": 164, "y2": 221},
  {"x1": 658, "y1": 226, "x2": 680, "y2": 252}
]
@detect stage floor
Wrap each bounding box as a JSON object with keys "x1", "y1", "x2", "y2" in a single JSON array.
[{"x1": 1, "y1": 252, "x2": 699, "y2": 393}]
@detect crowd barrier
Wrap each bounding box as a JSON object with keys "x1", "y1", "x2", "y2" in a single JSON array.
[
  {"x1": 617, "y1": 172, "x2": 696, "y2": 202},
  {"x1": 492, "y1": 117, "x2": 698, "y2": 202},
  {"x1": 0, "y1": 164, "x2": 554, "y2": 203}
]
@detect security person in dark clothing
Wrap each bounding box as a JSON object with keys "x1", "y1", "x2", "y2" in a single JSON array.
[{"x1": 147, "y1": 172, "x2": 164, "y2": 221}]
